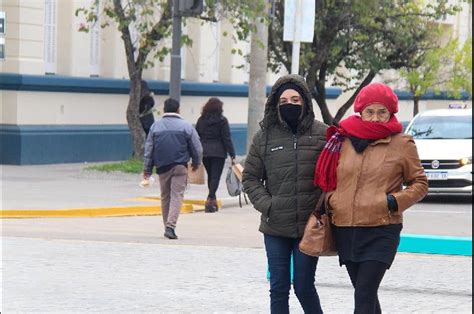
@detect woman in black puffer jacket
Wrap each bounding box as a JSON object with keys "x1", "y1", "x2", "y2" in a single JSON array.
[
  {"x1": 196, "y1": 98, "x2": 236, "y2": 213},
  {"x1": 242, "y1": 74, "x2": 327, "y2": 313}
]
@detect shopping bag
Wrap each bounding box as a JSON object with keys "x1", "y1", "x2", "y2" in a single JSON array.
[
  {"x1": 188, "y1": 164, "x2": 206, "y2": 185},
  {"x1": 226, "y1": 163, "x2": 248, "y2": 207}
]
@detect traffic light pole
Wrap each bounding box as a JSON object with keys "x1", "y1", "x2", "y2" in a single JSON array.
[{"x1": 170, "y1": 1, "x2": 182, "y2": 102}]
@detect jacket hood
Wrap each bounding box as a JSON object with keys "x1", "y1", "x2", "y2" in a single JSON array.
[{"x1": 260, "y1": 74, "x2": 316, "y2": 133}]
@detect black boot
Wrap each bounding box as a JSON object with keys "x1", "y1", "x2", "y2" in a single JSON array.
[
  {"x1": 164, "y1": 227, "x2": 178, "y2": 239},
  {"x1": 211, "y1": 199, "x2": 219, "y2": 212},
  {"x1": 205, "y1": 198, "x2": 216, "y2": 213}
]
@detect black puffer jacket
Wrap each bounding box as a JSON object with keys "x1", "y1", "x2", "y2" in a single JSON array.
[
  {"x1": 196, "y1": 115, "x2": 236, "y2": 159},
  {"x1": 242, "y1": 75, "x2": 328, "y2": 238},
  {"x1": 139, "y1": 95, "x2": 155, "y2": 133}
]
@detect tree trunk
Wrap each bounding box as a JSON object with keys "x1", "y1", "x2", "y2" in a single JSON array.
[
  {"x1": 307, "y1": 68, "x2": 334, "y2": 125},
  {"x1": 413, "y1": 96, "x2": 420, "y2": 117},
  {"x1": 246, "y1": 2, "x2": 269, "y2": 153},
  {"x1": 311, "y1": 90, "x2": 333, "y2": 125},
  {"x1": 127, "y1": 77, "x2": 146, "y2": 159}
]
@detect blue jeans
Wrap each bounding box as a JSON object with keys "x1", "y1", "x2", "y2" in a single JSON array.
[{"x1": 264, "y1": 234, "x2": 323, "y2": 314}]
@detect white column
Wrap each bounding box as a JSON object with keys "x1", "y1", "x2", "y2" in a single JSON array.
[
  {"x1": 44, "y1": 0, "x2": 57, "y2": 74},
  {"x1": 211, "y1": 21, "x2": 221, "y2": 82},
  {"x1": 90, "y1": 0, "x2": 101, "y2": 76}
]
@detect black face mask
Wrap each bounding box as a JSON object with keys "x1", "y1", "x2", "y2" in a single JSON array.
[{"x1": 279, "y1": 103, "x2": 303, "y2": 133}]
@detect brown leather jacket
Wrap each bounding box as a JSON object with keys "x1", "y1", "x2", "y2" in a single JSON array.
[{"x1": 327, "y1": 133, "x2": 428, "y2": 227}]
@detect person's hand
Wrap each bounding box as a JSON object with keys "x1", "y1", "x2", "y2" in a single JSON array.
[
  {"x1": 231, "y1": 157, "x2": 236, "y2": 165},
  {"x1": 191, "y1": 164, "x2": 199, "y2": 172},
  {"x1": 143, "y1": 172, "x2": 151, "y2": 180}
]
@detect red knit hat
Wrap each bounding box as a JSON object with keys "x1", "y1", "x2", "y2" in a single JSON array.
[{"x1": 354, "y1": 83, "x2": 399, "y2": 114}]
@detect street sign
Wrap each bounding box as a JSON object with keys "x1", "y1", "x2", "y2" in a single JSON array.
[
  {"x1": 283, "y1": 0, "x2": 315, "y2": 43},
  {"x1": 0, "y1": 11, "x2": 5, "y2": 35}
]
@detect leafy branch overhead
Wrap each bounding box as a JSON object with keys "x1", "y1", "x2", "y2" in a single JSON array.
[
  {"x1": 203, "y1": 0, "x2": 270, "y2": 63},
  {"x1": 76, "y1": 0, "x2": 177, "y2": 159},
  {"x1": 401, "y1": 37, "x2": 472, "y2": 116},
  {"x1": 76, "y1": 0, "x2": 175, "y2": 72},
  {"x1": 267, "y1": 0, "x2": 465, "y2": 124}
]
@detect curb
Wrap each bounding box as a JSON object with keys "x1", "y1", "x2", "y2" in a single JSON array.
[
  {"x1": 0, "y1": 204, "x2": 204, "y2": 218},
  {"x1": 267, "y1": 234, "x2": 472, "y2": 280},
  {"x1": 132, "y1": 196, "x2": 242, "y2": 209},
  {"x1": 399, "y1": 234, "x2": 472, "y2": 256},
  {"x1": 0, "y1": 196, "x2": 245, "y2": 219}
]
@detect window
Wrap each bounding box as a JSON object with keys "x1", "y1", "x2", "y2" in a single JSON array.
[
  {"x1": 44, "y1": 0, "x2": 57, "y2": 74},
  {"x1": 409, "y1": 115, "x2": 473, "y2": 140}
]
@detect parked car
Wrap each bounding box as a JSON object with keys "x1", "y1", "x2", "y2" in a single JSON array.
[
  {"x1": 406, "y1": 108, "x2": 472, "y2": 195},
  {"x1": 400, "y1": 121, "x2": 410, "y2": 132}
]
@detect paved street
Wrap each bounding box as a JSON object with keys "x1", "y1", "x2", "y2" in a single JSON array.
[
  {"x1": 1, "y1": 236, "x2": 472, "y2": 313},
  {"x1": 1, "y1": 163, "x2": 473, "y2": 313},
  {"x1": 1, "y1": 163, "x2": 472, "y2": 237}
]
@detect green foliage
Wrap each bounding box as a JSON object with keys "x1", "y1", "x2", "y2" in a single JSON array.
[
  {"x1": 204, "y1": 0, "x2": 269, "y2": 56},
  {"x1": 265, "y1": 0, "x2": 465, "y2": 123},
  {"x1": 85, "y1": 159, "x2": 144, "y2": 173},
  {"x1": 76, "y1": 0, "x2": 174, "y2": 73},
  {"x1": 401, "y1": 36, "x2": 472, "y2": 104},
  {"x1": 448, "y1": 38, "x2": 473, "y2": 97}
]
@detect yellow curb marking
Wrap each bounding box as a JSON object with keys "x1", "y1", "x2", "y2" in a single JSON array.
[
  {"x1": 127, "y1": 197, "x2": 222, "y2": 209},
  {"x1": 0, "y1": 204, "x2": 203, "y2": 219}
]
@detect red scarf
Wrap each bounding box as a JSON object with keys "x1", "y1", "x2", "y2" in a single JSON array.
[{"x1": 314, "y1": 115, "x2": 403, "y2": 192}]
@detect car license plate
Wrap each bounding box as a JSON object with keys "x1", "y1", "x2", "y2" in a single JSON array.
[{"x1": 425, "y1": 171, "x2": 449, "y2": 181}]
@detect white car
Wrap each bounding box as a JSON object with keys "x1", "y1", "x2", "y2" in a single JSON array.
[{"x1": 406, "y1": 108, "x2": 472, "y2": 195}]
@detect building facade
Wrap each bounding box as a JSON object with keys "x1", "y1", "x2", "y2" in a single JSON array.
[{"x1": 0, "y1": 0, "x2": 471, "y2": 164}]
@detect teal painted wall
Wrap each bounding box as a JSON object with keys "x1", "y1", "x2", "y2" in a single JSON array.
[{"x1": 0, "y1": 124, "x2": 248, "y2": 165}]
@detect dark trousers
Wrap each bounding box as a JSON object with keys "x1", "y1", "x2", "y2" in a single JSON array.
[
  {"x1": 202, "y1": 157, "x2": 226, "y2": 200},
  {"x1": 264, "y1": 234, "x2": 323, "y2": 314},
  {"x1": 345, "y1": 261, "x2": 388, "y2": 314}
]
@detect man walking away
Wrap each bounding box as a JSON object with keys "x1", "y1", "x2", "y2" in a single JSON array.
[{"x1": 143, "y1": 98, "x2": 203, "y2": 239}]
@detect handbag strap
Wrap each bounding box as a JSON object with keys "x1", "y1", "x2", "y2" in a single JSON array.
[{"x1": 314, "y1": 192, "x2": 327, "y2": 216}]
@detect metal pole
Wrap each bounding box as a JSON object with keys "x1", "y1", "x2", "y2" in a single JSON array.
[
  {"x1": 170, "y1": 0, "x2": 182, "y2": 102},
  {"x1": 291, "y1": 0, "x2": 302, "y2": 75}
]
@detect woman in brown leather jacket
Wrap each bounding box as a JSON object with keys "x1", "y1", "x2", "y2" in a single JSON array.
[{"x1": 314, "y1": 83, "x2": 428, "y2": 314}]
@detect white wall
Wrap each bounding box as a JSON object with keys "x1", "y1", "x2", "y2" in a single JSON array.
[{"x1": 3, "y1": 89, "x2": 470, "y2": 126}]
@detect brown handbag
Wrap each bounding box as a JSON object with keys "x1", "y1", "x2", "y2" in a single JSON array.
[{"x1": 299, "y1": 192, "x2": 338, "y2": 257}]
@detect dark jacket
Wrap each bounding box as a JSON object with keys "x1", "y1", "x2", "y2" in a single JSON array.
[
  {"x1": 196, "y1": 115, "x2": 236, "y2": 159},
  {"x1": 139, "y1": 95, "x2": 155, "y2": 133},
  {"x1": 242, "y1": 75, "x2": 328, "y2": 239},
  {"x1": 144, "y1": 114, "x2": 203, "y2": 175}
]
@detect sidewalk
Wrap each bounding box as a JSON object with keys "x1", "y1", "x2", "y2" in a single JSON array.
[
  {"x1": 1, "y1": 162, "x2": 472, "y2": 237},
  {"x1": 1, "y1": 161, "x2": 242, "y2": 215}
]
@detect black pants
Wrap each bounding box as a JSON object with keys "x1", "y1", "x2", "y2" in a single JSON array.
[
  {"x1": 345, "y1": 261, "x2": 388, "y2": 314},
  {"x1": 202, "y1": 157, "x2": 226, "y2": 200}
]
